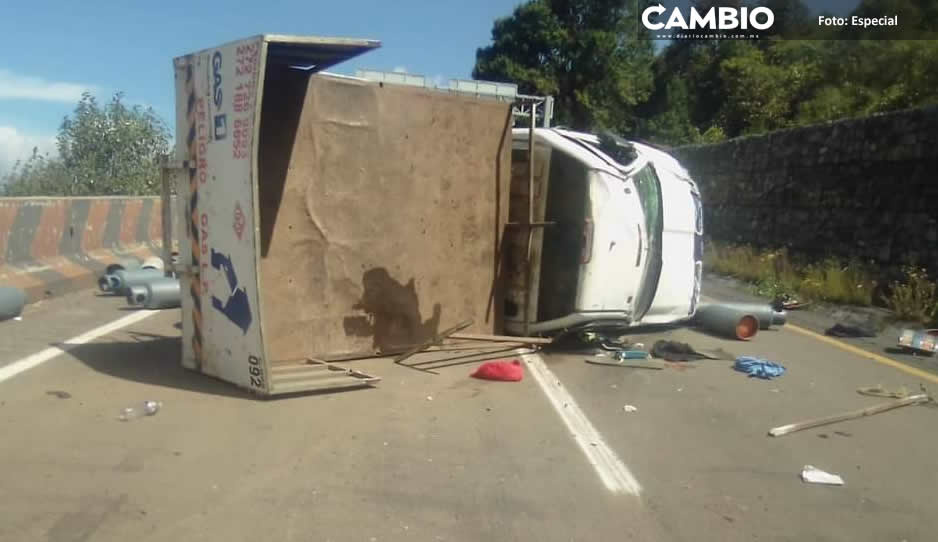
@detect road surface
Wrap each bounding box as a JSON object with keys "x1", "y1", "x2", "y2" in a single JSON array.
[{"x1": 1, "y1": 287, "x2": 937, "y2": 541}]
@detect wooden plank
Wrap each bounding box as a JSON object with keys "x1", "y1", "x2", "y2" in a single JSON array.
[
  {"x1": 768, "y1": 393, "x2": 930, "y2": 437},
  {"x1": 450, "y1": 332, "x2": 552, "y2": 345}
]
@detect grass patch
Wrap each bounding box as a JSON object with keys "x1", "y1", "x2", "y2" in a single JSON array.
[
  {"x1": 704, "y1": 241, "x2": 875, "y2": 306},
  {"x1": 705, "y1": 241, "x2": 938, "y2": 325}
]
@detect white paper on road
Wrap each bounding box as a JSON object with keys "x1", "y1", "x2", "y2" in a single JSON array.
[{"x1": 802, "y1": 465, "x2": 845, "y2": 485}]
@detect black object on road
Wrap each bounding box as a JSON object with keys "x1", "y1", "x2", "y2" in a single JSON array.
[
  {"x1": 825, "y1": 323, "x2": 877, "y2": 338},
  {"x1": 651, "y1": 340, "x2": 720, "y2": 361}
]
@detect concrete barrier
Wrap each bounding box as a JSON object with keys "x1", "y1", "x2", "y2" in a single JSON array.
[{"x1": 0, "y1": 196, "x2": 176, "y2": 302}]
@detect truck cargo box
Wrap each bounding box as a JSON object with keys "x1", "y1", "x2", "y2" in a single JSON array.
[{"x1": 171, "y1": 35, "x2": 512, "y2": 395}]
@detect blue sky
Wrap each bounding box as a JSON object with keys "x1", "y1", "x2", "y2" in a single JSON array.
[
  {"x1": 0, "y1": 0, "x2": 861, "y2": 174},
  {"x1": 0, "y1": 0, "x2": 525, "y2": 173}
]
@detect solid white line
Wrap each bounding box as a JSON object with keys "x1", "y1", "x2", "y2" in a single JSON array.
[
  {"x1": 523, "y1": 353, "x2": 642, "y2": 496},
  {"x1": 0, "y1": 310, "x2": 157, "y2": 384}
]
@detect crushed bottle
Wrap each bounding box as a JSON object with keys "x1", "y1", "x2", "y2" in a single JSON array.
[{"x1": 118, "y1": 400, "x2": 162, "y2": 421}]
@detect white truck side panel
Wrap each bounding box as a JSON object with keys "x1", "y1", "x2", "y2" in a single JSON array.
[{"x1": 173, "y1": 36, "x2": 268, "y2": 393}]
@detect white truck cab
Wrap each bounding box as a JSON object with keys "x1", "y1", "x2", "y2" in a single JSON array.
[{"x1": 503, "y1": 128, "x2": 703, "y2": 335}]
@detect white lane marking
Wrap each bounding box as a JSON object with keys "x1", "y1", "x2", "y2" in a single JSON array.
[
  {"x1": 523, "y1": 353, "x2": 642, "y2": 496},
  {"x1": 0, "y1": 310, "x2": 157, "y2": 383}
]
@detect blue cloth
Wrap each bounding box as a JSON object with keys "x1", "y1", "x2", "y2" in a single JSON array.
[{"x1": 734, "y1": 356, "x2": 786, "y2": 379}]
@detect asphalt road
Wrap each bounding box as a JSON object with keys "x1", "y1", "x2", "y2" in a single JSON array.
[{"x1": 1, "y1": 288, "x2": 937, "y2": 541}]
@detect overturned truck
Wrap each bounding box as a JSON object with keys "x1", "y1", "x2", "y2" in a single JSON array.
[
  {"x1": 167, "y1": 35, "x2": 513, "y2": 395},
  {"x1": 167, "y1": 34, "x2": 703, "y2": 396}
]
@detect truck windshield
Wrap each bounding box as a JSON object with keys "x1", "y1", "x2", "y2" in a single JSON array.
[{"x1": 631, "y1": 164, "x2": 664, "y2": 319}]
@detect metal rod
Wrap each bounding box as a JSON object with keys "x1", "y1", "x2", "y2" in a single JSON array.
[
  {"x1": 506, "y1": 221, "x2": 556, "y2": 227},
  {"x1": 768, "y1": 393, "x2": 930, "y2": 437},
  {"x1": 450, "y1": 332, "x2": 552, "y2": 345},
  {"x1": 159, "y1": 155, "x2": 173, "y2": 275},
  {"x1": 523, "y1": 102, "x2": 537, "y2": 337},
  {"x1": 392, "y1": 319, "x2": 474, "y2": 365}
]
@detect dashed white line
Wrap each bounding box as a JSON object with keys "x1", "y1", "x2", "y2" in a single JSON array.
[
  {"x1": 523, "y1": 352, "x2": 642, "y2": 496},
  {"x1": 0, "y1": 310, "x2": 157, "y2": 384}
]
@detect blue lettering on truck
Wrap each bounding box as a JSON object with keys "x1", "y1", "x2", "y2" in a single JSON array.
[{"x1": 212, "y1": 52, "x2": 223, "y2": 107}]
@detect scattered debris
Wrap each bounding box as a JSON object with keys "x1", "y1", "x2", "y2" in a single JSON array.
[
  {"x1": 774, "y1": 294, "x2": 809, "y2": 311},
  {"x1": 623, "y1": 405, "x2": 638, "y2": 413},
  {"x1": 769, "y1": 393, "x2": 931, "y2": 437},
  {"x1": 471, "y1": 360, "x2": 524, "y2": 382},
  {"x1": 545, "y1": 323, "x2": 638, "y2": 355},
  {"x1": 817, "y1": 433, "x2": 829, "y2": 439},
  {"x1": 857, "y1": 385, "x2": 911, "y2": 399},
  {"x1": 801, "y1": 465, "x2": 844, "y2": 486},
  {"x1": 13, "y1": 316, "x2": 22, "y2": 321},
  {"x1": 734, "y1": 356, "x2": 786, "y2": 379},
  {"x1": 0, "y1": 286, "x2": 26, "y2": 321},
  {"x1": 834, "y1": 431, "x2": 852, "y2": 437},
  {"x1": 46, "y1": 390, "x2": 71, "y2": 399},
  {"x1": 825, "y1": 323, "x2": 876, "y2": 338},
  {"x1": 897, "y1": 329, "x2": 938, "y2": 356},
  {"x1": 426, "y1": 395, "x2": 434, "y2": 401},
  {"x1": 118, "y1": 400, "x2": 162, "y2": 421},
  {"x1": 651, "y1": 340, "x2": 722, "y2": 361},
  {"x1": 694, "y1": 304, "x2": 759, "y2": 340},
  {"x1": 615, "y1": 350, "x2": 651, "y2": 360},
  {"x1": 450, "y1": 332, "x2": 552, "y2": 345},
  {"x1": 393, "y1": 320, "x2": 474, "y2": 365},
  {"x1": 586, "y1": 357, "x2": 665, "y2": 370}
]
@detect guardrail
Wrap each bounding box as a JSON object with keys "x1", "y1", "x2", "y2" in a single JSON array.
[{"x1": 0, "y1": 196, "x2": 177, "y2": 302}]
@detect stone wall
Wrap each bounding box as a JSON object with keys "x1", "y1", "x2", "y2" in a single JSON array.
[{"x1": 671, "y1": 106, "x2": 938, "y2": 275}]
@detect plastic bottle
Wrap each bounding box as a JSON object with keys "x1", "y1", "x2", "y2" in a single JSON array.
[{"x1": 118, "y1": 400, "x2": 162, "y2": 421}]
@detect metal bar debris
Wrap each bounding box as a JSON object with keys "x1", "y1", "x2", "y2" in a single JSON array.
[
  {"x1": 768, "y1": 393, "x2": 931, "y2": 437},
  {"x1": 392, "y1": 319, "x2": 474, "y2": 366},
  {"x1": 450, "y1": 332, "x2": 552, "y2": 345}
]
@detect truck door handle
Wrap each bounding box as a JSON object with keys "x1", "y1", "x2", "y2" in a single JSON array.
[{"x1": 581, "y1": 219, "x2": 593, "y2": 264}]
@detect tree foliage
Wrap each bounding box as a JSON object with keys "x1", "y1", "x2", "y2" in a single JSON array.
[
  {"x1": 474, "y1": 0, "x2": 938, "y2": 146},
  {"x1": 472, "y1": 0, "x2": 654, "y2": 132},
  {"x1": 640, "y1": 0, "x2": 938, "y2": 143},
  {"x1": 3, "y1": 92, "x2": 169, "y2": 196}
]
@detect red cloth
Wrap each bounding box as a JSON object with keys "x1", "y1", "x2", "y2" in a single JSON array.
[{"x1": 471, "y1": 359, "x2": 523, "y2": 382}]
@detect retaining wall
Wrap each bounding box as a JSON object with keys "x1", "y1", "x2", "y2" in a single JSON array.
[
  {"x1": 0, "y1": 196, "x2": 173, "y2": 302},
  {"x1": 671, "y1": 106, "x2": 938, "y2": 276}
]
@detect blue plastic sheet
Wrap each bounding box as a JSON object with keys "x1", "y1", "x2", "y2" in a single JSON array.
[{"x1": 734, "y1": 356, "x2": 786, "y2": 379}]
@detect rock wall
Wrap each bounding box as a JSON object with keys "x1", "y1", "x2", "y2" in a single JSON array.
[{"x1": 672, "y1": 106, "x2": 938, "y2": 274}]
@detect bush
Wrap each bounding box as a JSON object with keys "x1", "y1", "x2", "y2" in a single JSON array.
[{"x1": 884, "y1": 266, "x2": 938, "y2": 325}]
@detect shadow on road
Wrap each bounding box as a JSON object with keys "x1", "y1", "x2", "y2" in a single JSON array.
[{"x1": 55, "y1": 331, "x2": 254, "y2": 399}]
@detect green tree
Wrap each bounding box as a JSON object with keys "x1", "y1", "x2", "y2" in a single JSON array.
[
  {"x1": 717, "y1": 40, "x2": 825, "y2": 135},
  {"x1": 57, "y1": 92, "x2": 170, "y2": 195},
  {"x1": 472, "y1": 0, "x2": 654, "y2": 133},
  {"x1": 3, "y1": 92, "x2": 169, "y2": 196},
  {"x1": 1, "y1": 149, "x2": 69, "y2": 197}
]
